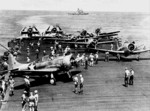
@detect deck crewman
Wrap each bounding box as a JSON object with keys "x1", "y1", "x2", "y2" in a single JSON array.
[
  {"x1": 29, "y1": 42, "x2": 34, "y2": 49},
  {"x1": 79, "y1": 74, "x2": 84, "y2": 94},
  {"x1": 35, "y1": 49, "x2": 39, "y2": 60},
  {"x1": 21, "y1": 91, "x2": 28, "y2": 111},
  {"x1": 84, "y1": 56, "x2": 88, "y2": 69},
  {"x1": 81, "y1": 53, "x2": 85, "y2": 66},
  {"x1": 124, "y1": 67, "x2": 130, "y2": 87},
  {"x1": 95, "y1": 52, "x2": 99, "y2": 64},
  {"x1": 110, "y1": 43, "x2": 114, "y2": 50},
  {"x1": 58, "y1": 44, "x2": 63, "y2": 54},
  {"x1": 105, "y1": 51, "x2": 109, "y2": 62},
  {"x1": 1, "y1": 78, "x2": 6, "y2": 95},
  {"x1": 27, "y1": 57, "x2": 31, "y2": 63},
  {"x1": 0, "y1": 80, "x2": 5, "y2": 101},
  {"x1": 27, "y1": 46, "x2": 30, "y2": 57},
  {"x1": 51, "y1": 49, "x2": 55, "y2": 56},
  {"x1": 29, "y1": 92, "x2": 35, "y2": 111},
  {"x1": 73, "y1": 74, "x2": 79, "y2": 94},
  {"x1": 89, "y1": 53, "x2": 94, "y2": 66},
  {"x1": 9, "y1": 76, "x2": 15, "y2": 96},
  {"x1": 54, "y1": 40, "x2": 59, "y2": 50},
  {"x1": 0, "y1": 85, "x2": 4, "y2": 101},
  {"x1": 129, "y1": 68, "x2": 134, "y2": 85},
  {"x1": 43, "y1": 50, "x2": 46, "y2": 56},
  {"x1": 37, "y1": 41, "x2": 41, "y2": 52},
  {"x1": 24, "y1": 76, "x2": 30, "y2": 96},
  {"x1": 117, "y1": 53, "x2": 120, "y2": 61},
  {"x1": 2, "y1": 61, "x2": 8, "y2": 70},
  {"x1": 34, "y1": 90, "x2": 39, "y2": 111}
]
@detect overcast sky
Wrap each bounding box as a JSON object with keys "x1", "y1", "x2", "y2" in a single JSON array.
[{"x1": 0, "y1": 0, "x2": 149, "y2": 12}]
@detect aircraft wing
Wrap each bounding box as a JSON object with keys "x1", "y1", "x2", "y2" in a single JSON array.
[
  {"x1": 91, "y1": 48, "x2": 150, "y2": 54},
  {"x1": 99, "y1": 33, "x2": 118, "y2": 37},
  {"x1": 61, "y1": 42, "x2": 89, "y2": 45},
  {"x1": 99, "y1": 31, "x2": 120, "y2": 35},
  {"x1": 21, "y1": 31, "x2": 39, "y2": 35},
  {"x1": 11, "y1": 67, "x2": 59, "y2": 73},
  {"x1": 131, "y1": 49, "x2": 150, "y2": 54},
  {"x1": 94, "y1": 34, "x2": 118, "y2": 39},
  {"x1": 97, "y1": 41, "x2": 115, "y2": 44},
  {"x1": 90, "y1": 48, "x2": 124, "y2": 54}
]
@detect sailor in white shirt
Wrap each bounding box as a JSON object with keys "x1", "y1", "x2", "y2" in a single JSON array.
[
  {"x1": 73, "y1": 74, "x2": 79, "y2": 94},
  {"x1": 95, "y1": 52, "x2": 99, "y2": 64},
  {"x1": 79, "y1": 74, "x2": 84, "y2": 94},
  {"x1": 89, "y1": 53, "x2": 94, "y2": 66},
  {"x1": 34, "y1": 90, "x2": 39, "y2": 111},
  {"x1": 124, "y1": 67, "x2": 130, "y2": 87},
  {"x1": 24, "y1": 76, "x2": 30, "y2": 96},
  {"x1": 27, "y1": 57, "x2": 30, "y2": 63}
]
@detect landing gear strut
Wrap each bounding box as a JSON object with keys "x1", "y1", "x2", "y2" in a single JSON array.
[
  {"x1": 67, "y1": 71, "x2": 72, "y2": 79},
  {"x1": 136, "y1": 54, "x2": 140, "y2": 61},
  {"x1": 117, "y1": 54, "x2": 120, "y2": 62},
  {"x1": 49, "y1": 73, "x2": 56, "y2": 85}
]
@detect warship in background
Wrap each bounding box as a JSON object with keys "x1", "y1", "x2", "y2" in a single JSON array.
[{"x1": 68, "y1": 8, "x2": 89, "y2": 15}]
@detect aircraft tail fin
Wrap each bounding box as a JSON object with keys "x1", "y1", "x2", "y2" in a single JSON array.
[
  {"x1": 0, "y1": 43, "x2": 22, "y2": 70},
  {"x1": 8, "y1": 53, "x2": 22, "y2": 70},
  {"x1": 63, "y1": 54, "x2": 73, "y2": 66}
]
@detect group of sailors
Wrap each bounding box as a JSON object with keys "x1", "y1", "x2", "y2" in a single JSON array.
[
  {"x1": 74, "y1": 52, "x2": 99, "y2": 69},
  {"x1": 22, "y1": 76, "x2": 39, "y2": 111},
  {"x1": 0, "y1": 76, "x2": 15, "y2": 101},
  {"x1": 73, "y1": 74, "x2": 84, "y2": 94},
  {"x1": 21, "y1": 90, "x2": 39, "y2": 111},
  {"x1": 124, "y1": 67, "x2": 134, "y2": 87}
]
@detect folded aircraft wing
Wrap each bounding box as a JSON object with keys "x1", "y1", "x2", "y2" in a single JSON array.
[
  {"x1": 99, "y1": 31, "x2": 120, "y2": 35},
  {"x1": 21, "y1": 31, "x2": 39, "y2": 35}
]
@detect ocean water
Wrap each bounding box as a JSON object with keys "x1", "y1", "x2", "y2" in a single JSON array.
[{"x1": 0, "y1": 10, "x2": 150, "y2": 55}]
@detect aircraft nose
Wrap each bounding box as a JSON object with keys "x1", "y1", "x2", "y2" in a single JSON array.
[
  {"x1": 124, "y1": 50, "x2": 130, "y2": 57},
  {"x1": 128, "y1": 43, "x2": 135, "y2": 51}
]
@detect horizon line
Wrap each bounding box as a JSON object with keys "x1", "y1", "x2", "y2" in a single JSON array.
[{"x1": 0, "y1": 9, "x2": 149, "y2": 13}]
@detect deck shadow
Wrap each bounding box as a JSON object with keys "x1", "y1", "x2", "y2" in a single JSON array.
[{"x1": 14, "y1": 71, "x2": 81, "y2": 90}]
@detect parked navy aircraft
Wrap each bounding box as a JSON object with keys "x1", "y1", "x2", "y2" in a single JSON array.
[
  {"x1": 20, "y1": 26, "x2": 40, "y2": 36},
  {"x1": 0, "y1": 43, "x2": 76, "y2": 83},
  {"x1": 94, "y1": 31, "x2": 120, "y2": 41},
  {"x1": 91, "y1": 41, "x2": 150, "y2": 60},
  {"x1": 61, "y1": 38, "x2": 115, "y2": 50}
]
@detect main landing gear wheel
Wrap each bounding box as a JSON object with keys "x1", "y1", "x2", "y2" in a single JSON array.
[{"x1": 50, "y1": 79, "x2": 55, "y2": 85}]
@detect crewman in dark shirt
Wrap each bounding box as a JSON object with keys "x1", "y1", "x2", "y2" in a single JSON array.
[{"x1": 84, "y1": 56, "x2": 88, "y2": 70}]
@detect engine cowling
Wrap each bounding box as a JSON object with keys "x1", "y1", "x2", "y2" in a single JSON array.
[
  {"x1": 124, "y1": 50, "x2": 130, "y2": 57},
  {"x1": 128, "y1": 43, "x2": 135, "y2": 51}
]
